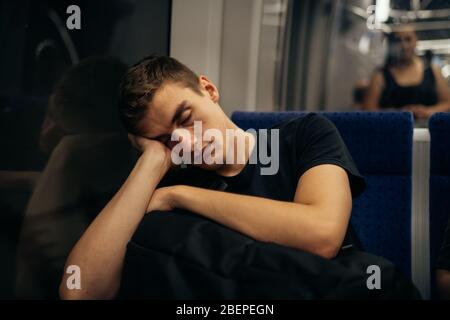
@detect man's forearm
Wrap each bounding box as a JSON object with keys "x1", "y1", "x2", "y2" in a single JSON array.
[
  {"x1": 60, "y1": 153, "x2": 168, "y2": 299},
  {"x1": 172, "y1": 186, "x2": 345, "y2": 259}
]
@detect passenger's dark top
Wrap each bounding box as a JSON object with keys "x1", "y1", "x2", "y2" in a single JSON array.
[{"x1": 379, "y1": 62, "x2": 438, "y2": 109}]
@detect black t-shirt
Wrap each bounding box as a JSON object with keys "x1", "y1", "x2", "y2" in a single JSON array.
[
  {"x1": 160, "y1": 113, "x2": 366, "y2": 249},
  {"x1": 218, "y1": 113, "x2": 365, "y2": 200}
]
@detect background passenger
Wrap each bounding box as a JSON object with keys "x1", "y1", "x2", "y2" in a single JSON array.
[{"x1": 363, "y1": 27, "x2": 450, "y2": 119}]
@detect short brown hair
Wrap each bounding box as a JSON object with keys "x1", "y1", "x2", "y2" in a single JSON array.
[{"x1": 118, "y1": 55, "x2": 202, "y2": 135}]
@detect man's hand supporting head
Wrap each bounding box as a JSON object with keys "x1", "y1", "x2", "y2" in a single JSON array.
[{"x1": 59, "y1": 138, "x2": 171, "y2": 300}]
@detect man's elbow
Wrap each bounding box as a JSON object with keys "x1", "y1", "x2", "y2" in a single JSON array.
[
  {"x1": 59, "y1": 282, "x2": 116, "y2": 300},
  {"x1": 311, "y1": 228, "x2": 343, "y2": 259},
  {"x1": 314, "y1": 242, "x2": 340, "y2": 259},
  {"x1": 287, "y1": 234, "x2": 341, "y2": 259},
  {"x1": 59, "y1": 280, "x2": 91, "y2": 300},
  {"x1": 59, "y1": 283, "x2": 84, "y2": 300}
]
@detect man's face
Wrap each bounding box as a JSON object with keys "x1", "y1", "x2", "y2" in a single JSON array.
[
  {"x1": 391, "y1": 30, "x2": 417, "y2": 62},
  {"x1": 139, "y1": 76, "x2": 232, "y2": 171}
]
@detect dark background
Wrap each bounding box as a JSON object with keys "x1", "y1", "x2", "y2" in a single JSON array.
[{"x1": 0, "y1": 0, "x2": 171, "y2": 298}]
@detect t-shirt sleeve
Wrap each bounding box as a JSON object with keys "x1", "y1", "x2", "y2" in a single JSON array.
[{"x1": 292, "y1": 114, "x2": 366, "y2": 198}]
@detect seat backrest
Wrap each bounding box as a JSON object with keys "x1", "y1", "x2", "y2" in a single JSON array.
[
  {"x1": 429, "y1": 112, "x2": 450, "y2": 296},
  {"x1": 231, "y1": 111, "x2": 414, "y2": 277}
]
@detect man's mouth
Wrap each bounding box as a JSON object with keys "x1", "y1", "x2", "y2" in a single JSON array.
[{"x1": 192, "y1": 142, "x2": 211, "y2": 164}]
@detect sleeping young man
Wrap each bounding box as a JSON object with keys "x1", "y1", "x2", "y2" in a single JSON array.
[{"x1": 59, "y1": 55, "x2": 416, "y2": 300}]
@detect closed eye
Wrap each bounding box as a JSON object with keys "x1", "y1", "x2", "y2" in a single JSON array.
[{"x1": 180, "y1": 112, "x2": 193, "y2": 126}]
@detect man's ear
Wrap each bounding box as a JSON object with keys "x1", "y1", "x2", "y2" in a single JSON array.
[{"x1": 199, "y1": 75, "x2": 219, "y2": 103}]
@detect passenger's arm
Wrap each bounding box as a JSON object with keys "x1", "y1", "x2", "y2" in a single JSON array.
[
  {"x1": 430, "y1": 64, "x2": 450, "y2": 112},
  {"x1": 405, "y1": 65, "x2": 450, "y2": 118},
  {"x1": 148, "y1": 164, "x2": 352, "y2": 259},
  {"x1": 362, "y1": 71, "x2": 384, "y2": 110},
  {"x1": 59, "y1": 137, "x2": 171, "y2": 300},
  {"x1": 436, "y1": 269, "x2": 450, "y2": 300}
]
